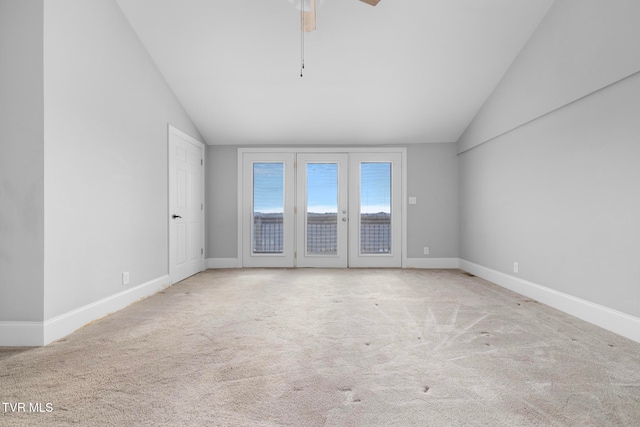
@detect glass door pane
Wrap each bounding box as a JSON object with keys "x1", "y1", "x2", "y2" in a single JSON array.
[
  {"x1": 253, "y1": 163, "x2": 284, "y2": 253},
  {"x1": 306, "y1": 163, "x2": 338, "y2": 255},
  {"x1": 360, "y1": 162, "x2": 392, "y2": 254}
]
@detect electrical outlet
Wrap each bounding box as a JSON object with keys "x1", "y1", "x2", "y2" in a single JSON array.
[
  {"x1": 122, "y1": 271, "x2": 130, "y2": 286},
  {"x1": 513, "y1": 262, "x2": 519, "y2": 274},
  {"x1": 424, "y1": 247, "x2": 429, "y2": 255}
]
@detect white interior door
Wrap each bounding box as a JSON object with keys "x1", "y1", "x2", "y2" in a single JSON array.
[
  {"x1": 349, "y1": 152, "x2": 402, "y2": 267},
  {"x1": 169, "y1": 126, "x2": 205, "y2": 283},
  {"x1": 242, "y1": 152, "x2": 295, "y2": 267},
  {"x1": 296, "y1": 153, "x2": 348, "y2": 268}
]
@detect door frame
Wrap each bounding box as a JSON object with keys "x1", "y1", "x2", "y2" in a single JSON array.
[
  {"x1": 168, "y1": 124, "x2": 206, "y2": 283},
  {"x1": 237, "y1": 147, "x2": 408, "y2": 268}
]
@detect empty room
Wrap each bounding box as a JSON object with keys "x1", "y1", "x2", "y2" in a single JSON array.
[{"x1": 1, "y1": 0, "x2": 639, "y2": 425}]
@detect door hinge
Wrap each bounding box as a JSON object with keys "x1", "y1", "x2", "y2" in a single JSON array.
[
  {"x1": 201, "y1": 203, "x2": 203, "y2": 210},
  {"x1": 294, "y1": 251, "x2": 297, "y2": 259},
  {"x1": 201, "y1": 248, "x2": 204, "y2": 255},
  {"x1": 201, "y1": 159, "x2": 203, "y2": 166},
  {"x1": 294, "y1": 206, "x2": 297, "y2": 214}
]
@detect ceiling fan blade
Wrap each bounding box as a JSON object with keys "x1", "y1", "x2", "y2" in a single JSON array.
[
  {"x1": 359, "y1": 0, "x2": 381, "y2": 6},
  {"x1": 303, "y1": 0, "x2": 316, "y2": 32}
]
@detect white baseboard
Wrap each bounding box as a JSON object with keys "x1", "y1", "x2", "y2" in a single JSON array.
[
  {"x1": 0, "y1": 321, "x2": 44, "y2": 347},
  {"x1": 0, "y1": 275, "x2": 171, "y2": 347},
  {"x1": 208, "y1": 258, "x2": 460, "y2": 269},
  {"x1": 6, "y1": 263, "x2": 638, "y2": 345},
  {"x1": 43, "y1": 275, "x2": 171, "y2": 345},
  {"x1": 459, "y1": 259, "x2": 640, "y2": 343},
  {"x1": 405, "y1": 258, "x2": 460, "y2": 269},
  {"x1": 206, "y1": 258, "x2": 241, "y2": 269}
]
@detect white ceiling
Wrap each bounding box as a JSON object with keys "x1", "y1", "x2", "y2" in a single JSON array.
[{"x1": 116, "y1": 0, "x2": 555, "y2": 146}]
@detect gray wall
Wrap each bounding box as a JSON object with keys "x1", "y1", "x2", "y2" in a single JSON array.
[
  {"x1": 205, "y1": 144, "x2": 458, "y2": 260},
  {"x1": 0, "y1": 0, "x2": 45, "y2": 322},
  {"x1": 458, "y1": 0, "x2": 640, "y2": 153},
  {"x1": 406, "y1": 143, "x2": 458, "y2": 258},
  {"x1": 42, "y1": 0, "x2": 202, "y2": 320},
  {"x1": 206, "y1": 146, "x2": 238, "y2": 259},
  {"x1": 458, "y1": 0, "x2": 640, "y2": 318},
  {"x1": 459, "y1": 72, "x2": 640, "y2": 318}
]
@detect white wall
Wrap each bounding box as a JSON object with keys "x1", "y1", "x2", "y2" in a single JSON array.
[
  {"x1": 0, "y1": 0, "x2": 45, "y2": 323},
  {"x1": 458, "y1": 0, "x2": 640, "y2": 326},
  {"x1": 205, "y1": 144, "x2": 459, "y2": 262},
  {"x1": 42, "y1": 0, "x2": 202, "y2": 320}
]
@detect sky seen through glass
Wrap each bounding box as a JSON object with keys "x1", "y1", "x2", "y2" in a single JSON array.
[{"x1": 253, "y1": 162, "x2": 391, "y2": 214}]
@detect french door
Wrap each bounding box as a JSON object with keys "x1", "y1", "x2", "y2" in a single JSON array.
[
  {"x1": 242, "y1": 153, "x2": 295, "y2": 267},
  {"x1": 349, "y1": 153, "x2": 402, "y2": 268},
  {"x1": 242, "y1": 151, "x2": 402, "y2": 268},
  {"x1": 296, "y1": 154, "x2": 349, "y2": 267}
]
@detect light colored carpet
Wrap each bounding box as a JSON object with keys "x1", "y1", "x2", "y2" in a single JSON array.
[{"x1": 1, "y1": 268, "x2": 639, "y2": 426}]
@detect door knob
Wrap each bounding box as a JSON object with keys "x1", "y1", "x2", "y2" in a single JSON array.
[{"x1": 172, "y1": 214, "x2": 182, "y2": 219}]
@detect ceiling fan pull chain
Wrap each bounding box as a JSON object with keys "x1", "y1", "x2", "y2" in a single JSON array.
[{"x1": 300, "y1": 0, "x2": 304, "y2": 77}]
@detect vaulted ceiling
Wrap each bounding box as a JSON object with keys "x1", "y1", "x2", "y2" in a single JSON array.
[{"x1": 115, "y1": 0, "x2": 555, "y2": 146}]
